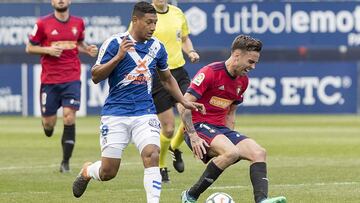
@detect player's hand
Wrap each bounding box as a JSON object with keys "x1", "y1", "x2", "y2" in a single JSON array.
[
  {"x1": 47, "y1": 46, "x2": 63, "y2": 57},
  {"x1": 87, "y1": 44, "x2": 98, "y2": 57},
  {"x1": 182, "y1": 101, "x2": 206, "y2": 114},
  {"x1": 116, "y1": 35, "x2": 135, "y2": 60},
  {"x1": 189, "y1": 133, "x2": 209, "y2": 160},
  {"x1": 188, "y1": 51, "x2": 200, "y2": 63}
]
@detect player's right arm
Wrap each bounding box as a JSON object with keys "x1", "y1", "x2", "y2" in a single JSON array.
[
  {"x1": 25, "y1": 43, "x2": 63, "y2": 57},
  {"x1": 91, "y1": 36, "x2": 134, "y2": 84}
]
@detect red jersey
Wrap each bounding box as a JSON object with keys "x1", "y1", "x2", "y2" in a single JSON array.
[
  {"x1": 188, "y1": 62, "x2": 248, "y2": 126},
  {"x1": 29, "y1": 14, "x2": 85, "y2": 84}
]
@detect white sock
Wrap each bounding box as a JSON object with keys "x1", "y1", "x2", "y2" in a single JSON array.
[
  {"x1": 143, "y1": 167, "x2": 162, "y2": 203},
  {"x1": 87, "y1": 161, "x2": 102, "y2": 181}
]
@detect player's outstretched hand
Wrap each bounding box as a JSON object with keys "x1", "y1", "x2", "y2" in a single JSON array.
[
  {"x1": 87, "y1": 45, "x2": 98, "y2": 57},
  {"x1": 183, "y1": 101, "x2": 206, "y2": 114},
  {"x1": 189, "y1": 133, "x2": 209, "y2": 160}
]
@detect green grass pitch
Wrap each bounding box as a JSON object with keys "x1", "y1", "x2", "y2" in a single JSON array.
[{"x1": 0, "y1": 115, "x2": 359, "y2": 202}]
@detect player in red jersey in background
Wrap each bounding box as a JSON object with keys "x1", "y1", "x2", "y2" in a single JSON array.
[
  {"x1": 179, "y1": 35, "x2": 287, "y2": 203},
  {"x1": 25, "y1": 0, "x2": 98, "y2": 173}
]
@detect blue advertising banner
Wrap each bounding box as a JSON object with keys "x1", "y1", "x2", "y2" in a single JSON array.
[
  {"x1": 0, "y1": 64, "x2": 23, "y2": 115},
  {"x1": 1, "y1": 2, "x2": 360, "y2": 49},
  {"x1": 0, "y1": 62, "x2": 358, "y2": 115},
  {"x1": 180, "y1": 2, "x2": 360, "y2": 49}
]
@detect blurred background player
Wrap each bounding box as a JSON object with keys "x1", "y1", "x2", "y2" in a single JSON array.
[
  {"x1": 179, "y1": 35, "x2": 286, "y2": 203},
  {"x1": 25, "y1": 0, "x2": 98, "y2": 173},
  {"x1": 151, "y1": 0, "x2": 200, "y2": 183},
  {"x1": 71, "y1": 2, "x2": 203, "y2": 202}
]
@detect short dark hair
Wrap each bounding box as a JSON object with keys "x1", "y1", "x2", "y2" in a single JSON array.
[
  {"x1": 132, "y1": 1, "x2": 156, "y2": 18},
  {"x1": 231, "y1": 35, "x2": 262, "y2": 52}
]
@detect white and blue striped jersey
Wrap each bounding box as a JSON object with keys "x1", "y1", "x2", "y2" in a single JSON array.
[{"x1": 95, "y1": 32, "x2": 168, "y2": 116}]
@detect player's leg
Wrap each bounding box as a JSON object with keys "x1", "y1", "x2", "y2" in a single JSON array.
[
  {"x1": 132, "y1": 115, "x2": 162, "y2": 203},
  {"x1": 59, "y1": 107, "x2": 76, "y2": 172},
  {"x1": 157, "y1": 108, "x2": 175, "y2": 182},
  {"x1": 186, "y1": 135, "x2": 238, "y2": 201},
  {"x1": 60, "y1": 81, "x2": 81, "y2": 172},
  {"x1": 73, "y1": 157, "x2": 121, "y2": 198},
  {"x1": 170, "y1": 67, "x2": 190, "y2": 173},
  {"x1": 235, "y1": 139, "x2": 286, "y2": 203},
  {"x1": 141, "y1": 144, "x2": 162, "y2": 203},
  {"x1": 42, "y1": 115, "x2": 57, "y2": 137},
  {"x1": 73, "y1": 116, "x2": 129, "y2": 198},
  {"x1": 182, "y1": 124, "x2": 239, "y2": 201},
  {"x1": 40, "y1": 83, "x2": 61, "y2": 137},
  {"x1": 170, "y1": 106, "x2": 185, "y2": 173}
]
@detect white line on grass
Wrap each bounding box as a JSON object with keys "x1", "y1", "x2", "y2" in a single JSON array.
[
  {"x1": 120, "y1": 181, "x2": 360, "y2": 192},
  {"x1": 0, "y1": 162, "x2": 141, "y2": 171},
  {"x1": 5, "y1": 182, "x2": 357, "y2": 195}
]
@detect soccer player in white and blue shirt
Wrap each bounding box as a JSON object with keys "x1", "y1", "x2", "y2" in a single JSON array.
[{"x1": 72, "y1": 2, "x2": 203, "y2": 203}]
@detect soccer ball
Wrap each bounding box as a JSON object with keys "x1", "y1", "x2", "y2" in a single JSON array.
[{"x1": 205, "y1": 192, "x2": 235, "y2": 203}]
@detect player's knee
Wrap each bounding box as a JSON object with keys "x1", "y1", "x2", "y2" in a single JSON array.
[
  {"x1": 63, "y1": 115, "x2": 75, "y2": 125},
  {"x1": 221, "y1": 149, "x2": 240, "y2": 165},
  {"x1": 42, "y1": 122, "x2": 54, "y2": 129},
  {"x1": 251, "y1": 147, "x2": 266, "y2": 162},
  {"x1": 142, "y1": 147, "x2": 160, "y2": 167},
  {"x1": 100, "y1": 167, "x2": 117, "y2": 181},
  {"x1": 161, "y1": 127, "x2": 174, "y2": 138}
]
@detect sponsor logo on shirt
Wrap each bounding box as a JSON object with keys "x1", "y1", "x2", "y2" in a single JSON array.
[
  {"x1": 124, "y1": 59, "x2": 151, "y2": 84},
  {"x1": 50, "y1": 41, "x2": 77, "y2": 49},
  {"x1": 218, "y1": 85, "x2": 225, "y2": 90},
  {"x1": 193, "y1": 73, "x2": 205, "y2": 86},
  {"x1": 209, "y1": 96, "x2": 233, "y2": 109}
]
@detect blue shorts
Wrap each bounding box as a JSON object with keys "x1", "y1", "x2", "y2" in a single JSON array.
[
  {"x1": 40, "y1": 81, "x2": 81, "y2": 116},
  {"x1": 184, "y1": 122, "x2": 248, "y2": 164}
]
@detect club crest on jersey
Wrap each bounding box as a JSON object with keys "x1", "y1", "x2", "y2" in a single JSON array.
[
  {"x1": 237, "y1": 86, "x2": 242, "y2": 95},
  {"x1": 193, "y1": 73, "x2": 205, "y2": 86},
  {"x1": 148, "y1": 46, "x2": 158, "y2": 59},
  {"x1": 72, "y1": 27, "x2": 78, "y2": 35}
]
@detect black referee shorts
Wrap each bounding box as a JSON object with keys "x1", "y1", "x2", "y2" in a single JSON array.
[{"x1": 152, "y1": 67, "x2": 190, "y2": 114}]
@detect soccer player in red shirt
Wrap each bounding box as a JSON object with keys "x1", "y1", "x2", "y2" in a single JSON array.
[
  {"x1": 25, "y1": 0, "x2": 98, "y2": 173},
  {"x1": 179, "y1": 35, "x2": 286, "y2": 203}
]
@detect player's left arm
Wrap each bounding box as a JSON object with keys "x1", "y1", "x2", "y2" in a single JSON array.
[
  {"x1": 180, "y1": 12, "x2": 199, "y2": 63},
  {"x1": 178, "y1": 93, "x2": 209, "y2": 159},
  {"x1": 182, "y1": 35, "x2": 199, "y2": 63},
  {"x1": 78, "y1": 41, "x2": 98, "y2": 57},
  {"x1": 226, "y1": 104, "x2": 238, "y2": 130}
]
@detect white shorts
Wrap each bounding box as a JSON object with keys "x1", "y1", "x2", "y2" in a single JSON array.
[{"x1": 99, "y1": 114, "x2": 161, "y2": 159}]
